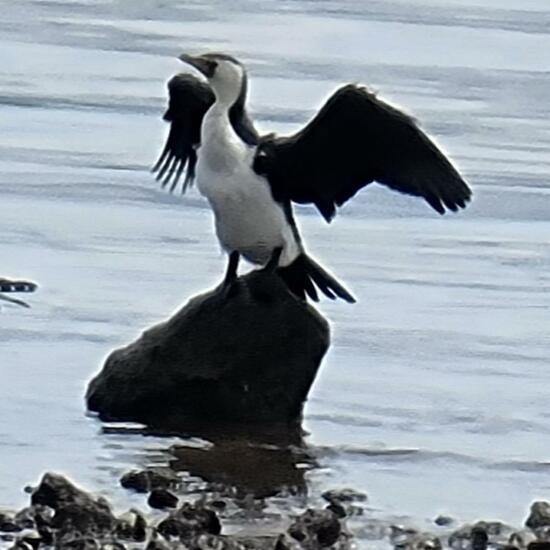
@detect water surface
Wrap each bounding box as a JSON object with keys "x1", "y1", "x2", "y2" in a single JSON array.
[{"x1": 1, "y1": 0, "x2": 550, "y2": 540}]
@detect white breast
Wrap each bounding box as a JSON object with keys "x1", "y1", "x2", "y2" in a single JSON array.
[{"x1": 195, "y1": 108, "x2": 299, "y2": 266}]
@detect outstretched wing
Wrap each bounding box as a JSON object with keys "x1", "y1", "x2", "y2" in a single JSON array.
[
  {"x1": 0, "y1": 278, "x2": 37, "y2": 308},
  {"x1": 253, "y1": 85, "x2": 472, "y2": 222},
  {"x1": 152, "y1": 74, "x2": 214, "y2": 193}
]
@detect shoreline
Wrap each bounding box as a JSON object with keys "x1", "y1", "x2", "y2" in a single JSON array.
[{"x1": 1, "y1": 468, "x2": 548, "y2": 550}]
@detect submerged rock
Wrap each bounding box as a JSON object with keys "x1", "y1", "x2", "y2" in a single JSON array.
[
  {"x1": 147, "y1": 489, "x2": 178, "y2": 510},
  {"x1": 86, "y1": 270, "x2": 330, "y2": 429}
]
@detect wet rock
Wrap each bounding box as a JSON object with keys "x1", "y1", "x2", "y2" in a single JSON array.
[
  {"x1": 86, "y1": 270, "x2": 330, "y2": 429},
  {"x1": 321, "y1": 488, "x2": 367, "y2": 505},
  {"x1": 509, "y1": 529, "x2": 537, "y2": 548},
  {"x1": 156, "y1": 501, "x2": 221, "y2": 542},
  {"x1": 119, "y1": 469, "x2": 179, "y2": 494},
  {"x1": 389, "y1": 525, "x2": 420, "y2": 549},
  {"x1": 288, "y1": 508, "x2": 342, "y2": 547},
  {"x1": 115, "y1": 509, "x2": 147, "y2": 542},
  {"x1": 326, "y1": 501, "x2": 347, "y2": 519},
  {"x1": 470, "y1": 526, "x2": 488, "y2": 550},
  {"x1": 31, "y1": 473, "x2": 116, "y2": 537},
  {"x1": 434, "y1": 515, "x2": 454, "y2": 527},
  {"x1": 322, "y1": 488, "x2": 367, "y2": 521},
  {"x1": 145, "y1": 534, "x2": 172, "y2": 550},
  {"x1": 55, "y1": 536, "x2": 100, "y2": 550},
  {"x1": 274, "y1": 534, "x2": 292, "y2": 550},
  {"x1": 526, "y1": 502, "x2": 550, "y2": 530},
  {"x1": 20, "y1": 530, "x2": 41, "y2": 550},
  {"x1": 528, "y1": 543, "x2": 550, "y2": 550},
  {"x1": 0, "y1": 516, "x2": 20, "y2": 533},
  {"x1": 148, "y1": 489, "x2": 178, "y2": 510}
]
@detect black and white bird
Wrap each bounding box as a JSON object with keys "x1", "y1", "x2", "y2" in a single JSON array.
[
  {"x1": 0, "y1": 277, "x2": 37, "y2": 308},
  {"x1": 153, "y1": 53, "x2": 471, "y2": 303}
]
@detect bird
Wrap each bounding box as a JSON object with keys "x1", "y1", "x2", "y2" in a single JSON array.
[
  {"x1": 0, "y1": 277, "x2": 37, "y2": 308},
  {"x1": 152, "y1": 53, "x2": 472, "y2": 303}
]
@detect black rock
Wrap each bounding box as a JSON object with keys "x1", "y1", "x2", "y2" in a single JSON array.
[
  {"x1": 148, "y1": 489, "x2": 178, "y2": 510},
  {"x1": 86, "y1": 270, "x2": 330, "y2": 429},
  {"x1": 156, "y1": 502, "x2": 221, "y2": 542},
  {"x1": 31, "y1": 473, "x2": 116, "y2": 537},
  {"x1": 321, "y1": 488, "x2": 367, "y2": 505},
  {"x1": 434, "y1": 515, "x2": 454, "y2": 527},
  {"x1": 288, "y1": 509, "x2": 341, "y2": 547},
  {"x1": 528, "y1": 543, "x2": 550, "y2": 550},
  {"x1": 0, "y1": 519, "x2": 20, "y2": 533},
  {"x1": 471, "y1": 526, "x2": 488, "y2": 550},
  {"x1": 527, "y1": 502, "x2": 550, "y2": 530},
  {"x1": 326, "y1": 502, "x2": 347, "y2": 519},
  {"x1": 119, "y1": 469, "x2": 179, "y2": 494}
]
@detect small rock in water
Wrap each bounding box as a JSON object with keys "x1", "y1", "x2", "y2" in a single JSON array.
[
  {"x1": 434, "y1": 515, "x2": 454, "y2": 527},
  {"x1": 157, "y1": 502, "x2": 221, "y2": 542},
  {"x1": 470, "y1": 526, "x2": 488, "y2": 550},
  {"x1": 288, "y1": 508, "x2": 342, "y2": 547},
  {"x1": 509, "y1": 529, "x2": 536, "y2": 548},
  {"x1": 526, "y1": 502, "x2": 550, "y2": 530},
  {"x1": 322, "y1": 488, "x2": 367, "y2": 504},
  {"x1": 120, "y1": 469, "x2": 179, "y2": 494},
  {"x1": 148, "y1": 489, "x2": 178, "y2": 510},
  {"x1": 115, "y1": 509, "x2": 147, "y2": 542},
  {"x1": 0, "y1": 517, "x2": 20, "y2": 533},
  {"x1": 326, "y1": 501, "x2": 347, "y2": 519}
]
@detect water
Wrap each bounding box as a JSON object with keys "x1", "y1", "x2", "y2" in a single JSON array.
[{"x1": 1, "y1": 0, "x2": 550, "y2": 540}]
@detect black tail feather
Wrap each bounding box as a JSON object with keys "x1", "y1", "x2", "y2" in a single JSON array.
[{"x1": 277, "y1": 254, "x2": 355, "y2": 303}]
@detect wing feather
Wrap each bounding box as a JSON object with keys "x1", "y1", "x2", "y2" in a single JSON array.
[
  {"x1": 253, "y1": 85, "x2": 471, "y2": 221},
  {"x1": 152, "y1": 74, "x2": 214, "y2": 193}
]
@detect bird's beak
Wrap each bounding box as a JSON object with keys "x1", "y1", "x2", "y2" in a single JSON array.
[{"x1": 178, "y1": 53, "x2": 216, "y2": 78}]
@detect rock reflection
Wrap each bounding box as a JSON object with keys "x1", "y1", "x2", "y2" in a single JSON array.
[{"x1": 101, "y1": 422, "x2": 316, "y2": 500}]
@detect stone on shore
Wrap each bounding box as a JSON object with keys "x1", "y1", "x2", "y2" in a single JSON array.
[{"x1": 86, "y1": 270, "x2": 330, "y2": 430}]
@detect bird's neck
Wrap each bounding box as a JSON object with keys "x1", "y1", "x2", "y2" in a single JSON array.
[
  {"x1": 201, "y1": 102, "x2": 246, "y2": 173},
  {"x1": 203, "y1": 102, "x2": 234, "y2": 142}
]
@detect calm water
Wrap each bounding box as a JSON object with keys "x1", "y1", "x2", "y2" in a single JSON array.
[{"x1": 1, "y1": 0, "x2": 550, "y2": 541}]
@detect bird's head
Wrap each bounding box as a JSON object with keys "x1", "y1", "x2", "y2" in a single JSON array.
[{"x1": 178, "y1": 52, "x2": 246, "y2": 107}]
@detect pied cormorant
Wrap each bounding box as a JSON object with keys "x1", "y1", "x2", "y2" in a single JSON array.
[{"x1": 153, "y1": 53, "x2": 471, "y2": 303}]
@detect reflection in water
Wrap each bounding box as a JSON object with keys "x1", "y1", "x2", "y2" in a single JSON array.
[{"x1": 101, "y1": 423, "x2": 316, "y2": 500}]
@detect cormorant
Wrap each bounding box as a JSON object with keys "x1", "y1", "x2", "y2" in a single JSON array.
[
  {"x1": 0, "y1": 278, "x2": 37, "y2": 307},
  {"x1": 153, "y1": 53, "x2": 471, "y2": 303}
]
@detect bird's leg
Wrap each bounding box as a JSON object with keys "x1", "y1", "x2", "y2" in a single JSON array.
[
  {"x1": 263, "y1": 246, "x2": 283, "y2": 273},
  {"x1": 219, "y1": 251, "x2": 241, "y2": 299},
  {"x1": 223, "y1": 251, "x2": 240, "y2": 287}
]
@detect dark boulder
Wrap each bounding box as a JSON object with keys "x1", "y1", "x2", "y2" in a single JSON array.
[
  {"x1": 526, "y1": 502, "x2": 550, "y2": 530},
  {"x1": 31, "y1": 473, "x2": 116, "y2": 537},
  {"x1": 86, "y1": 270, "x2": 330, "y2": 429}
]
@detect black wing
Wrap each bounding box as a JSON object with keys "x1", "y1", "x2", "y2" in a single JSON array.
[
  {"x1": 153, "y1": 73, "x2": 260, "y2": 193},
  {"x1": 253, "y1": 85, "x2": 472, "y2": 222},
  {"x1": 152, "y1": 74, "x2": 214, "y2": 193}
]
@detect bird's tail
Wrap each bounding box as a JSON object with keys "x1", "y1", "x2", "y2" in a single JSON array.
[{"x1": 277, "y1": 253, "x2": 355, "y2": 303}]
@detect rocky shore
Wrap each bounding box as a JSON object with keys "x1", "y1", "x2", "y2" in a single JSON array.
[{"x1": 2, "y1": 470, "x2": 550, "y2": 550}]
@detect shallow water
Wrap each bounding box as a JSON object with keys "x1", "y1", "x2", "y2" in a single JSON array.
[{"x1": 1, "y1": 0, "x2": 550, "y2": 541}]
